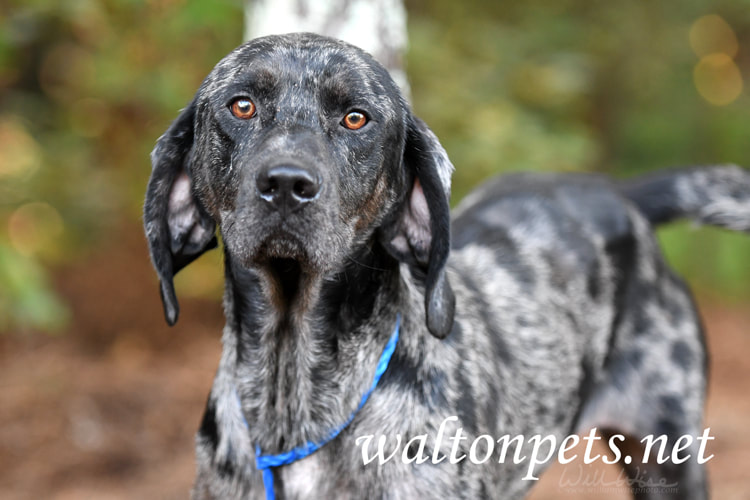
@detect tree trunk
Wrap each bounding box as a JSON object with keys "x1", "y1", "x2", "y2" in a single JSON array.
[{"x1": 243, "y1": 0, "x2": 410, "y2": 96}]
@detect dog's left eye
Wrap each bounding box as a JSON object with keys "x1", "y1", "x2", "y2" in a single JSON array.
[
  {"x1": 229, "y1": 98, "x2": 256, "y2": 119},
  {"x1": 341, "y1": 111, "x2": 367, "y2": 130}
]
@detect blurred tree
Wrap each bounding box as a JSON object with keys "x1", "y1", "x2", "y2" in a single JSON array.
[
  {"x1": 1, "y1": 0, "x2": 749, "y2": 334},
  {"x1": 244, "y1": 0, "x2": 410, "y2": 94}
]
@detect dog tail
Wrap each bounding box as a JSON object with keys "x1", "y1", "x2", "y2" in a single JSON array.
[{"x1": 620, "y1": 164, "x2": 750, "y2": 231}]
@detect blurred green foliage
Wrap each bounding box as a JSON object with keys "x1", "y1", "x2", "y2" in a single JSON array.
[
  {"x1": 1, "y1": 0, "x2": 749, "y2": 333},
  {"x1": 0, "y1": 0, "x2": 244, "y2": 332},
  {"x1": 407, "y1": 0, "x2": 750, "y2": 302}
]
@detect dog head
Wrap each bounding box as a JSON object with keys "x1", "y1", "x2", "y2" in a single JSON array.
[{"x1": 144, "y1": 33, "x2": 455, "y2": 338}]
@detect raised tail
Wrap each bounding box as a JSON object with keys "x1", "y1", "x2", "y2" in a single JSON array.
[{"x1": 620, "y1": 165, "x2": 750, "y2": 231}]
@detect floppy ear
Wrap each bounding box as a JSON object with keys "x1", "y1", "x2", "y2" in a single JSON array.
[
  {"x1": 382, "y1": 114, "x2": 455, "y2": 339},
  {"x1": 143, "y1": 99, "x2": 217, "y2": 326}
]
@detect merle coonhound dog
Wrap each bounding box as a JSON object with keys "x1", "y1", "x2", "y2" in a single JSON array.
[{"x1": 144, "y1": 33, "x2": 750, "y2": 499}]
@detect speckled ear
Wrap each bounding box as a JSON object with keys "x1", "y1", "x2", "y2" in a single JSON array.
[
  {"x1": 143, "y1": 99, "x2": 217, "y2": 326},
  {"x1": 383, "y1": 114, "x2": 455, "y2": 339}
]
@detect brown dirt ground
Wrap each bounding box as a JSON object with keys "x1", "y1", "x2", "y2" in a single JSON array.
[{"x1": 1, "y1": 223, "x2": 748, "y2": 499}]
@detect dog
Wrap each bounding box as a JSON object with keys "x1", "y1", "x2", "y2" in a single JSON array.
[{"x1": 144, "y1": 33, "x2": 750, "y2": 499}]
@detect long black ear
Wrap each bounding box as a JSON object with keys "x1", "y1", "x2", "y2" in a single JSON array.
[
  {"x1": 382, "y1": 114, "x2": 455, "y2": 339},
  {"x1": 144, "y1": 100, "x2": 217, "y2": 326}
]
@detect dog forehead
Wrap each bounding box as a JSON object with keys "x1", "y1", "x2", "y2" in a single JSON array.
[{"x1": 202, "y1": 33, "x2": 392, "y2": 100}]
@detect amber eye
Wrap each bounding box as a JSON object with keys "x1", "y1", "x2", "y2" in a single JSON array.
[
  {"x1": 342, "y1": 111, "x2": 367, "y2": 130},
  {"x1": 229, "y1": 98, "x2": 256, "y2": 119}
]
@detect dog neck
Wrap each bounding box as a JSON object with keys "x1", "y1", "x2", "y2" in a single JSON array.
[{"x1": 222, "y1": 243, "x2": 404, "y2": 453}]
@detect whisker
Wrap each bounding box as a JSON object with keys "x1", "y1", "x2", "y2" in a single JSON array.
[{"x1": 345, "y1": 254, "x2": 388, "y2": 272}]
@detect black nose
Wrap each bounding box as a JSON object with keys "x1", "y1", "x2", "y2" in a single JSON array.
[{"x1": 256, "y1": 165, "x2": 321, "y2": 214}]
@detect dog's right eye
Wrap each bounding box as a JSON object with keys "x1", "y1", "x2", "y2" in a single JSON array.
[{"x1": 229, "y1": 98, "x2": 256, "y2": 119}]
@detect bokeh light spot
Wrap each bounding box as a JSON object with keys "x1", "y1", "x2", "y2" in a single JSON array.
[
  {"x1": 8, "y1": 203, "x2": 65, "y2": 257},
  {"x1": 39, "y1": 43, "x2": 93, "y2": 102},
  {"x1": 689, "y1": 15, "x2": 738, "y2": 59},
  {"x1": 693, "y1": 53, "x2": 743, "y2": 106},
  {"x1": 0, "y1": 118, "x2": 42, "y2": 179}
]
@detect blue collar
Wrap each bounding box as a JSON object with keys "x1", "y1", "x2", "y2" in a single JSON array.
[{"x1": 251, "y1": 315, "x2": 401, "y2": 500}]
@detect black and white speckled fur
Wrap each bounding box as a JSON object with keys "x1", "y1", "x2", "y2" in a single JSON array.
[{"x1": 144, "y1": 33, "x2": 750, "y2": 499}]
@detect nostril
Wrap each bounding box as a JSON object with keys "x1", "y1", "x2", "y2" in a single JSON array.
[
  {"x1": 256, "y1": 171, "x2": 277, "y2": 196},
  {"x1": 265, "y1": 178, "x2": 278, "y2": 195},
  {"x1": 293, "y1": 178, "x2": 318, "y2": 200}
]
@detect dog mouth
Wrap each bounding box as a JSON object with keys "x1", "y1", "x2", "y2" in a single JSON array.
[
  {"x1": 255, "y1": 233, "x2": 311, "y2": 307},
  {"x1": 267, "y1": 257, "x2": 303, "y2": 306}
]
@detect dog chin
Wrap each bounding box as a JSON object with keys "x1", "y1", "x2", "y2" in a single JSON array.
[
  {"x1": 257, "y1": 235, "x2": 308, "y2": 262},
  {"x1": 254, "y1": 234, "x2": 330, "y2": 273},
  {"x1": 232, "y1": 228, "x2": 343, "y2": 279}
]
